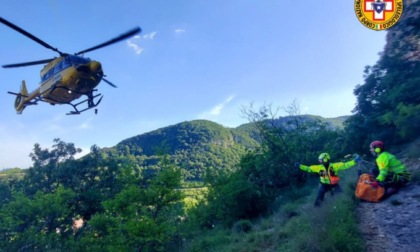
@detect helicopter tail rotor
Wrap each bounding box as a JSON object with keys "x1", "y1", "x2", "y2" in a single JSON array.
[
  {"x1": 7, "y1": 80, "x2": 41, "y2": 114},
  {"x1": 12, "y1": 81, "x2": 29, "y2": 114}
]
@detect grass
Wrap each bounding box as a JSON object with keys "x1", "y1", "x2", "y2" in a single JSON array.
[
  {"x1": 180, "y1": 167, "x2": 366, "y2": 252},
  {"x1": 182, "y1": 139, "x2": 420, "y2": 251}
]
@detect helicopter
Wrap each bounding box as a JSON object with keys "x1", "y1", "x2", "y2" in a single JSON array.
[{"x1": 0, "y1": 17, "x2": 141, "y2": 115}]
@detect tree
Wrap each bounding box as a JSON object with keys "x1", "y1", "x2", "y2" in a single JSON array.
[
  {"x1": 0, "y1": 187, "x2": 76, "y2": 250},
  {"x1": 82, "y1": 157, "x2": 185, "y2": 251},
  {"x1": 346, "y1": 2, "x2": 420, "y2": 149},
  {"x1": 192, "y1": 102, "x2": 345, "y2": 228},
  {"x1": 24, "y1": 138, "x2": 81, "y2": 195}
]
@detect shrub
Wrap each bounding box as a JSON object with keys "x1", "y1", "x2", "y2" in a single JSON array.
[{"x1": 232, "y1": 219, "x2": 253, "y2": 233}]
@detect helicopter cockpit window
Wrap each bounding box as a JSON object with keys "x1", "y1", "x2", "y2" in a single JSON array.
[
  {"x1": 61, "y1": 58, "x2": 72, "y2": 69},
  {"x1": 41, "y1": 70, "x2": 52, "y2": 82},
  {"x1": 53, "y1": 60, "x2": 64, "y2": 74}
]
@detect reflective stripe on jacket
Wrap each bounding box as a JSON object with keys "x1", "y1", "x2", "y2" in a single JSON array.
[{"x1": 299, "y1": 160, "x2": 356, "y2": 185}]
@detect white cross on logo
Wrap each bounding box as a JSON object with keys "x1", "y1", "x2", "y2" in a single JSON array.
[{"x1": 364, "y1": 0, "x2": 394, "y2": 21}]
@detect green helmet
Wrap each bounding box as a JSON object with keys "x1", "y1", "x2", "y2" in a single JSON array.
[{"x1": 318, "y1": 153, "x2": 330, "y2": 163}]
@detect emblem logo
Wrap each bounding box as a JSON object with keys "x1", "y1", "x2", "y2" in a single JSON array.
[{"x1": 354, "y1": 0, "x2": 404, "y2": 31}]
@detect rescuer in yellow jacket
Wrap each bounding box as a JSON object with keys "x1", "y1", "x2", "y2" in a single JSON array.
[
  {"x1": 296, "y1": 153, "x2": 359, "y2": 206},
  {"x1": 369, "y1": 141, "x2": 410, "y2": 197}
]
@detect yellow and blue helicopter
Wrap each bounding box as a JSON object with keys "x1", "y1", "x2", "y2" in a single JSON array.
[{"x1": 1, "y1": 17, "x2": 141, "y2": 115}]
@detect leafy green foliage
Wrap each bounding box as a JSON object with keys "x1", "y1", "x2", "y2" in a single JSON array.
[
  {"x1": 380, "y1": 103, "x2": 420, "y2": 139},
  {"x1": 0, "y1": 187, "x2": 76, "y2": 251},
  {"x1": 187, "y1": 105, "x2": 347, "y2": 231},
  {"x1": 185, "y1": 184, "x2": 364, "y2": 252},
  {"x1": 0, "y1": 168, "x2": 25, "y2": 205},
  {"x1": 345, "y1": 2, "x2": 420, "y2": 151},
  {"x1": 82, "y1": 157, "x2": 185, "y2": 251},
  {"x1": 112, "y1": 120, "x2": 260, "y2": 181},
  {"x1": 1, "y1": 139, "x2": 189, "y2": 251},
  {"x1": 232, "y1": 219, "x2": 253, "y2": 233},
  {"x1": 0, "y1": 168, "x2": 26, "y2": 181},
  {"x1": 117, "y1": 120, "x2": 256, "y2": 155},
  {"x1": 23, "y1": 138, "x2": 81, "y2": 194}
]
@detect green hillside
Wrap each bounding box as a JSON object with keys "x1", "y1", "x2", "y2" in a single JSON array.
[
  {"x1": 112, "y1": 120, "x2": 259, "y2": 180},
  {"x1": 116, "y1": 120, "x2": 259, "y2": 156},
  {"x1": 110, "y1": 117, "x2": 345, "y2": 180},
  {"x1": 115, "y1": 116, "x2": 347, "y2": 156}
]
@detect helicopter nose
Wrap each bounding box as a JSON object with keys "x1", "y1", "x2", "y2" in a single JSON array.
[
  {"x1": 75, "y1": 61, "x2": 102, "y2": 75},
  {"x1": 89, "y1": 61, "x2": 102, "y2": 73}
]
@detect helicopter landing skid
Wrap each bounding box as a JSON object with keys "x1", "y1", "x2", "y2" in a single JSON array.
[{"x1": 66, "y1": 93, "x2": 103, "y2": 115}]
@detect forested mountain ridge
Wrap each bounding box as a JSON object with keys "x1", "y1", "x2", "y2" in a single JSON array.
[
  {"x1": 0, "y1": 115, "x2": 349, "y2": 175},
  {"x1": 114, "y1": 115, "x2": 348, "y2": 156},
  {"x1": 112, "y1": 120, "x2": 260, "y2": 180},
  {"x1": 107, "y1": 116, "x2": 347, "y2": 180},
  {"x1": 116, "y1": 120, "x2": 259, "y2": 156}
]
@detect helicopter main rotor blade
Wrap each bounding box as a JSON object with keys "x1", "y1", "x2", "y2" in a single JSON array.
[
  {"x1": 0, "y1": 17, "x2": 64, "y2": 55},
  {"x1": 2, "y1": 58, "x2": 55, "y2": 68},
  {"x1": 75, "y1": 27, "x2": 141, "y2": 55}
]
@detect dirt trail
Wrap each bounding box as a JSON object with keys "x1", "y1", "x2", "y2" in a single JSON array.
[{"x1": 357, "y1": 155, "x2": 420, "y2": 252}]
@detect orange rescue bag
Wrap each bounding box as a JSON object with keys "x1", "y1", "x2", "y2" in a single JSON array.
[{"x1": 355, "y1": 174, "x2": 385, "y2": 202}]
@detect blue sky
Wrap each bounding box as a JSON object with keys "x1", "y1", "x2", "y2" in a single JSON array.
[{"x1": 0, "y1": 0, "x2": 386, "y2": 169}]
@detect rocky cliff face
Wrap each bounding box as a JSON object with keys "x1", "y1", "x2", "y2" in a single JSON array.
[{"x1": 384, "y1": 0, "x2": 420, "y2": 62}]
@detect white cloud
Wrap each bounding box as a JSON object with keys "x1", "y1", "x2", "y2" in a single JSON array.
[
  {"x1": 143, "y1": 32, "x2": 157, "y2": 39},
  {"x1": 127, "y1": 39, "x2": 144, "y2": 55},
  {"x1": 127, "y1": 32, "x2": 157, "y2": 55},
  {"x1": 78, "y1": 118, "x2": 93, "y2": 129},
  {"x1": 78, "y1": 123, "x2": 90, "y2": 129},
  {"x1": 210, "y1": 104, "x2": 224, "y2": 116},
  {"x1": 175, "y1": 28, "x2": 186, "y2": 34},
  {"x1": 199, "y1": 95, "x2": 236, "y2": 119}
]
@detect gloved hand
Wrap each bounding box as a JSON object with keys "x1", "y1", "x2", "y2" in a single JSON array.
[
  {"x1": 354, "y1": 154, "x2": 361, "y2": 164},
  {"x1": 371, "y1": 180, "x2": 384, "y2": 188},
  {"x1": 295, "y1": 162, "x2": 300, "y2": 169}
]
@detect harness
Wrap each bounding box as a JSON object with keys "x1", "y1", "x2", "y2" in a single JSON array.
[{"x1": 320, "y1": 165, "x2": 340, "y2": 185}]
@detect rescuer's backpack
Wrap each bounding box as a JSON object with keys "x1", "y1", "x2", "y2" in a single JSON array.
[{"x1": 355, "y1": 173, "x2": 385, "y2": 202}]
